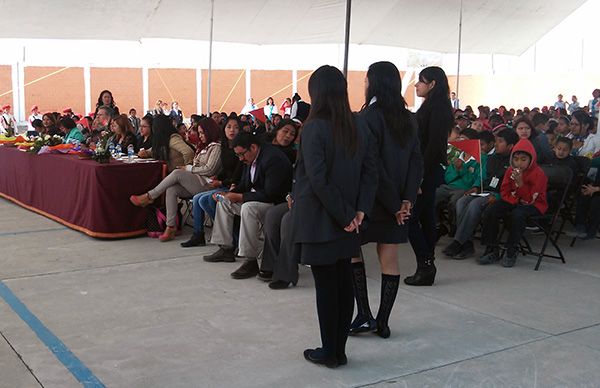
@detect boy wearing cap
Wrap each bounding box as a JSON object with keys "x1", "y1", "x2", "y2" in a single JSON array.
[
  {"x1": 28, "y1": 105, "x2": 42, "y2": 134},
  {"x1": 1, "y1": 105, "x2": 16, "y2": 136}
]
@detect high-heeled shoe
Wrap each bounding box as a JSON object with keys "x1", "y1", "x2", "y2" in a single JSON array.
[
  {"x1": 303, "y1": 348, "x2": 338, "y2": 368},
  {"x1": 129, "y1": 193, "x2": 153, "y2": 207},
  {"x1": 159, "y1": 226, "x2": 177, "y2": 242}
]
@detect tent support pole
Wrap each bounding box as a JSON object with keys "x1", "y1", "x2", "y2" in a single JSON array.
[
  {"x1": 343, "y1": 0, "x2": 351, "y2": 78},
  {"x1": 456, "y1": 0, "x2": 463, "y2": 100},
  {"x1": 207, "y1": 0, "x2": 215, "y2": 114}
]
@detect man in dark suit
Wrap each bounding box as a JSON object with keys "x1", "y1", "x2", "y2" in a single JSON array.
[{"x1": 204, "y1": 132, "x2": 293, "y2": 279}]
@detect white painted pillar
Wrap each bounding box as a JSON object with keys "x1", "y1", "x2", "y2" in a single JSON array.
[
  {"x1": 142, "y1": 67, "x2": 149, "y2": 115},
  {"x1": 17, "y1": 62, "x2": 25, "y2": 123},
  {"x1": 84, "y1": 65, "x2": 91, "y2": 114},
  {"x1": 11, "y1": 62, "x2": 24, "y2": 123},
  {"x1": 292, "y1": 69, "x2": 298, "y2": 94},
  {"x1": 196, "y1": 68, "x2": 203, "y2": 115},
  {"x1": 245, "y1": 68, "x2": 252, "y2": 102}
]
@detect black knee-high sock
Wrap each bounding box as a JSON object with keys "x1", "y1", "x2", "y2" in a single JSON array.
[
  {"x1": 310, "y1": 263, "x2": 338, "y2": 358},
  {"x1": 336, "y1": 259, "x2": 354, "y2": 357},
  {"x1": 351, "y1": 261, "x2": 373, "y2": 322},
  {"x1": 376, "y1": 274, "x2": 400, "y2": 330}
]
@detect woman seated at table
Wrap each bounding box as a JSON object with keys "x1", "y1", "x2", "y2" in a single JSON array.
[
  {"x1": 137, "y1": 114, "x2": 153, "y2": 152},
  {"x1": 130, "y1": 117, "x2": 224, "y2": 242},
  {"x1": 109, "y1": 114, "x2": 138, "y2": 153},
  {"x1": 265, "y1": 119, "x2": 298, "y2": 163},
  {"x1": 42, "y1": 113, "x2": 61, "y2": 137},
  {"x1": 138, "y1": 115, "x2": 194, "y2": 172},
  {"x1": 59, "y1": 117, "x2": 85, "y2": 144},
  {"x1": 181, "y1": 116, "x2": 244, "y2": 247}
]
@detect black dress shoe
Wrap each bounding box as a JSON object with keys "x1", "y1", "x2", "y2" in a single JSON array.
[
  {"x1": 256, "y1": 270, "x2": 273, "y2": 282},
  {"x1": 180, "y1": 233, "x2": 206, "y2": 248},
  {"x1": 268, "y1": 280, "x2": 291, "y2": 289},
  {"x1": 337, "y1": 354, "x2": 347, "y2": 366},
  {"x1": 349, "y1": 316, "x2": 377, "y2": 335},
  {"x1": 203, "y1": 247, "x2": 235, "y2": 262},
  {"x1": 404, "y1": 264, "x2": 436, "y2": 286},
  {"x1": 231, "y1": 260, "x2": 259, "y2": 279},
  {"x1": 375, "y1": 324, "x2": 391, "y2": 339},
  {"x1": 303, "y1": 348, "x2": 338, "y2": 368}
]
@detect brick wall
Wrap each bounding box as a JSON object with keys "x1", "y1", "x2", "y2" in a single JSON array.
[
  {"x1": 24, "y1": 67, "x2": 85, "y2": 115},
  {"x1": 91, "y1": 68, "x2": 143, "y2": 116}
]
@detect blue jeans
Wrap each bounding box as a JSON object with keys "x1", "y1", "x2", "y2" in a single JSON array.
[{"x1": 192, "y1": 188, "x2": 225, "y2": 234}]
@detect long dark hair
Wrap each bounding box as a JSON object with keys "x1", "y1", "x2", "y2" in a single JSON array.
[
  {"x1": 305, "y1": 65, "x2": 357, "y2": 155},
  {"x1": 364, "y1": 61, "x2": 414, "y2": 146},
  {"x1": 151, "y1": 114, "x2": 177, "y2": 161},
  {"x1": 416, "y1": 66, "x2": 453, "y2": 140},
  {"x1": 96, "y1": 90, "x2": 115, "y2": 108},
  {"x1": 418, "y1": 66, "x2": 451, "y2": 106}
]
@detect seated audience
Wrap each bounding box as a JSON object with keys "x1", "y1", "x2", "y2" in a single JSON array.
[
  {"x1": 29, "y1": 119, "x2": 43, "y2": 137},
  {"x1": 478, "y1": 139, "x2": 548, "y2": 267},
  {"x1": 139, "y1": 115, "x2": 194, "y2": 172},
  {"x1": 513, "y1": 116, "x2": 553, "y2": 164},
  {"x1": 59, "y1": 117, "x2": 85, "y2": 144},
  {"x1": 551, "y1": 137, "x2": 579, "y2": 177},
  {"x1": 109, "y1": 114, "x2": 138, "y2": 152},
  {"x1": 137, "y1": 114, "x2": 153, "y2": 152},
  {"x1": 444, "y1": 128, "x2": 519, "y2": 259},
  {"x1": 203, "y1": 132, "x2": 292, "y2": 281},
  {"x1": 42, "y1": 113, "x2": 61, "y2": 137},
  {"x1": 267, "y1": 119, "x2": 298, "y2": 163},
  {"x1": 435, "y1": 129, "x2": 481, "y2": 236},
  {"x1": 571, "y1": 157, "x2": 600, "y2": 239},
  {"x1": 130, "y1": 118, "x2": 223, "y2": 242},
  {"x1": 181, "y1": 117, "x2": 244, "y2": 247}
]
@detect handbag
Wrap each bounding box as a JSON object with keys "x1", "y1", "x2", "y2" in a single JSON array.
[{"x1": 145, "y1": 204, "x2": 183, "y2": 238}]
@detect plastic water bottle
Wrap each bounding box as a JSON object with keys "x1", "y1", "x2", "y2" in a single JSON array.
[
  {"x1": 216, "y1": 193, "x2": 231, "y2": 206},
  {"x1": 115, "y1": 144, "x2": 122, "y2": 157},
  {"x1": 108, "y1": 143, "x2": 115, "y2": 157},
  {"x1": 127, "y1": 144, "x2": 134, "y2": 163}
]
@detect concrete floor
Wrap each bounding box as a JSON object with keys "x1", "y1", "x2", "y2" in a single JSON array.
[{"x1": 1, "y1": 198, "x2": 599, "y2": 388}]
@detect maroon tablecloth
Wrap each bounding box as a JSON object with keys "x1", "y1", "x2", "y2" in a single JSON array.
[{"x1": 0, "y1": 147, "x2": 165, "y2": 238}]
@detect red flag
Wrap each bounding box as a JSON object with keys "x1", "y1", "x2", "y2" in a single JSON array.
[
  {"x1": 248, "y1": 108, "x2": 267, "y2": 123},
  {"x1": 449, "y1": 139, "x2": 481, "y2": 163}
]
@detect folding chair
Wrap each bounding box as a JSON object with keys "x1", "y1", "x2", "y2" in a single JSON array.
[
  {"x1": 555, "y1": 156, "x2": 591, "y2": 246},
  {"x1": 179, "y1": 197, "x2": 195, "y2": 228},
  {"x1": 521, "y1": 165, "x2": 573, "y2": 270}
]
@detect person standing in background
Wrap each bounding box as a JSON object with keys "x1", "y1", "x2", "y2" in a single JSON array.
[
  {"x1": 128, "y1": 108, "x2": 141, "y2": 135},
  {"x1": 1, "y1": 105, "x2": 16, "y2": 136},
  {"x1": 450, "y1": 92, "x2": 459, "y2": 110},
  {"x1": 567, "y1": 95, "x2": 580, "y2": 115},
  {"x1": 170, "y1": 101, "x2": 183, "y2": 125}
]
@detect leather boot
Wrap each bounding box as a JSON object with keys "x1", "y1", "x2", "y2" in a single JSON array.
[{"x1": 404, "y1": 259, "x2": 436, "y2": 286}]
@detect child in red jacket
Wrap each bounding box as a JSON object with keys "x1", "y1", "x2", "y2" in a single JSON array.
[{"x1": 478, "y1": 139, "x2": 548, "y2": 267}]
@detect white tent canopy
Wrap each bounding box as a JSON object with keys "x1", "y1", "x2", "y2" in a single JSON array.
[{"x1": 0, "y1": 0, "x2": 587, "y2": 56}]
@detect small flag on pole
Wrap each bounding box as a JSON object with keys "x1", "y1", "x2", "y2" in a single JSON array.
[{"x1": 248, "y1": 108, "x2": 267, "y2": 123}]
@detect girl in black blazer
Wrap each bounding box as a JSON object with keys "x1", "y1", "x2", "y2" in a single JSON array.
[
  {"x1": 406, "y1": 66, "x2": 454, "y2": 286},
  {"x1": 290, "y1": 65, "x2": 377, "y2": 368},
  {"x1": 350, "y1": 62, "x2": 423, "y2": 338}
]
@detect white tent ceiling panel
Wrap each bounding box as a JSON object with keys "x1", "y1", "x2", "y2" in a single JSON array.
[{"x1": 1, "y1": 0, "x2": 587, "y2": 55}]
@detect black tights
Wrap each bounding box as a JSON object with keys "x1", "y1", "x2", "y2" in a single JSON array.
[{"x1": 310, "y1": 258, "x2": 354, "y2": 358}]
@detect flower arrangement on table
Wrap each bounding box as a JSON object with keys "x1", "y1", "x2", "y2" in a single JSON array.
[
  {"x1": 27, "y1": 134, "x2": 74, "y2": 154},
  {"x1": 90, "y1": 132, "x2": 113, "y2": 163}
]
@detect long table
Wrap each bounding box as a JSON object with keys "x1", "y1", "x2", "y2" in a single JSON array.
[{"x1": 0, "y1": 147, "x2": 165, "y2": 238}]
